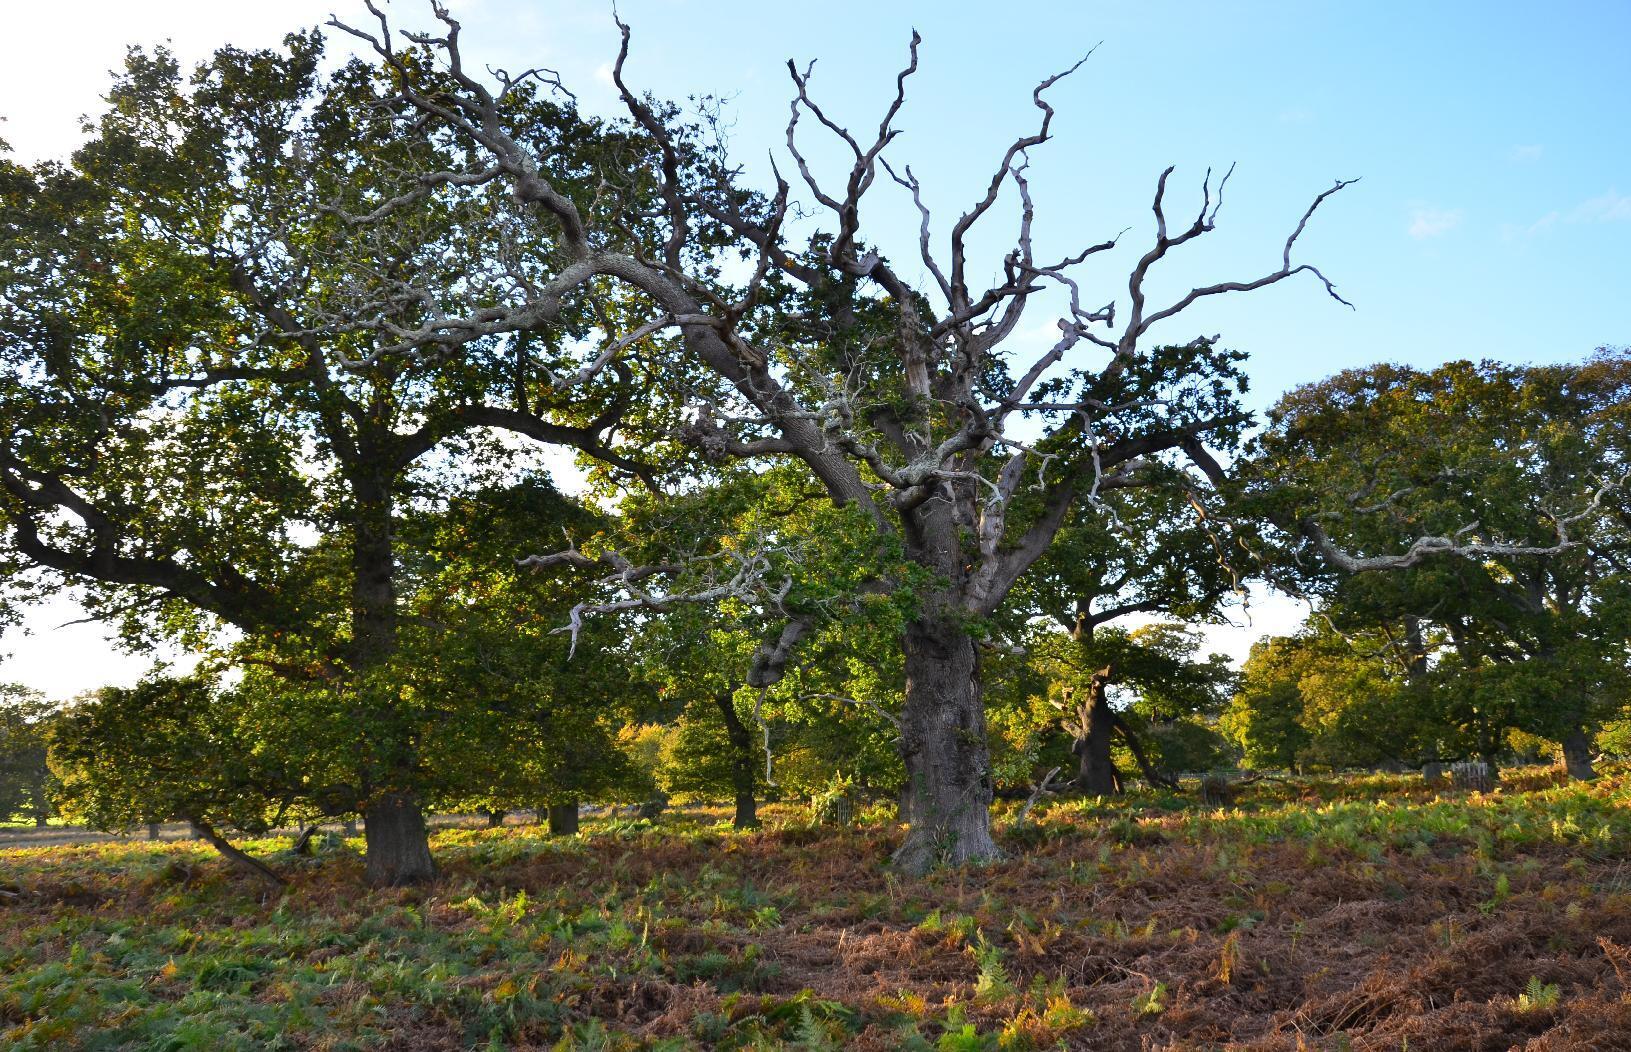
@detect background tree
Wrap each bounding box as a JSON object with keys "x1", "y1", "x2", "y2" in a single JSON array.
[
  {"x1": 1007, "y1": 479, "x2": 1244, "y2": 792},
  {"x1": 0, "y1": 34, "x2": 654, "y2": 882},
  {"x1": 399, "y1": 478, "x2": 649, "y2": 830},
  {"x1": 1221, "y1": 628, "x2": 1432, "y2": 772},
  {"x1": 572, "y1": 465, "x2": 912, "y2": 829},
  {"x1": 1248, "y1": 353, "x2": 1631, "y2": 778},
  {"x1": 0, "y1": 683, "x2": 57, "y2": 826},
  {"x1": 49, "y1": 676, "x2": 317, "y2": 886}
]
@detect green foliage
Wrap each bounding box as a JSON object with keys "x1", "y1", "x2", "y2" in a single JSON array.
[
  {"x1": 1516, "y1": 976, "x2": 1561, "y2": 1013},
  {"x1": 0, "y1": 684, "x2": 57, "y2": 825},
  {"x1": 807, "y1": 773, "x2": 859, "y2": 827},
  {"x1": 659, "y1": 695, "x2": 758, "y2": 804},
  {"x1": 1248, "y1": 353, "x2": 1631, "y2": 767},
  {"x1": 49, "y1": 676, "x2": 318, "y2": 834}
]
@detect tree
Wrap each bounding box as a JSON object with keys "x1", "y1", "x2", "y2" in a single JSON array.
[
  {"x1": 329, "y1": 4, "x2": 1356, "y2": 871},
  {"x1": 590, "y1": 465, "x2": 912, "y2": 829},
  {"x1": 1249, "y1": 353, "x2": 1631, "y2": 778},
  {"x1": 0, "y1": 684, "x2": 57, "y2": 826},
  {"x1": 1221, "y1": 628, "x2": 1431, "y2": 772},
  {"x1": 1007, "y1": 477, "x2": 1245, "y2": 793},
  {"x1": 398, "y1": 479, "x2": 651, "y2": 826},
  {"x1": 0, "y1": 35, "x2": 651, "y2": 882},
  {"x1": 50, "y1": 676, "x2": 314, "y2": 886},
  {"x1": 1030, "y1": 623, "x2": 1234, "y2": 791}
]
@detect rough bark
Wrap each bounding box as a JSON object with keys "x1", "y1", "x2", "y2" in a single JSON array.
[
  {"x1": 1561, "y1": 727, "x2": 1597, "y2": 781},
  {"x1": 1073, "y1": 673, "x2": 1120, "y2": 795},
  {"x1": 547, "y1": 801, "x2": 579, "y2": 835},
  {"x1": 891, "y1": 617, "x2": 1003, "y2": 874},
  {"x1": 715, "y1": 691, "x2": 761, "y2": 829},
  {"x1": 363, "y1": 792, "x2": 437, "y2": 886}
]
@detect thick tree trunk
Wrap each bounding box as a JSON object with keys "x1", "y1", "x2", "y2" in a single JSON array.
[
  {"x1": 348, "y1": 474, "x2": 438, "y2": 885},
  {"x1": 1561, "y1": 727, "x2": 1596, "y2": 781},
  {"x1": 732, "y1": 785, "x2": 759, "y2": 830},
  {"x1": 363, "y1": 792, "x2": 437, "y2": 886},
  {"x1": 146, "y1": 822, "x2": 161, "y2": 841},
  {"x1": 715, "y1": 691, "x2": 761, "y2": 829},
  {"x1": 1073, "y1": 675, "x2": 1120, "y2": 794},
  {"x1": 891, "y1": 617, "x2": 1002, "y2": 874},
  {"x1": 484, "y1": 810, "x2": 506, "y2": 828},
  {"x1": 547, "y1": 801, "x2": 579, "y2": 835}
]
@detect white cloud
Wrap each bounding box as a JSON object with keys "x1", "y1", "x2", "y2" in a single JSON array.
[
  {"x1": 1407, "y1": 206, "x2": 1463, "y2": 240},
  {"x1": 1525, "y1": 211, "x2": 1560, "y2": 237},
  {"x1": 1570, "y1": 189, "x2": 1631, "y2": 224},
  {"x1": 1516, "y1": 189, "x2": 1631, "y2": 239},
  {"x1": 1509, "y1": 144, "x2": 1543, "y2": 162}
]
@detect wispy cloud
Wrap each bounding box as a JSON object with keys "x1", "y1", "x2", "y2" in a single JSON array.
[
  {"x1": 1516, "y1": 189, "x2": 1631, "y2": 239},
  {"x1": 1571, "y1": 189, "x2": 1631, "y2": 223},
  {"x1": 1509, "y1": 144, "x2": 1544, "y2": 162},
  {"x1": 1522, "y1": 211, "x2": 1560, "y2": 238},
  {"x1": 1408, "y1": 206, "x2": 1463, "y2": 240}
]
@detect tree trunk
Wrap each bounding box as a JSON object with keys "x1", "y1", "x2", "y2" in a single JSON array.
[
  {"x1": 363, "y1": 793, "x2": 437, "y2": 886},
  {"x1": 146, "y1": 822, "x2": 161, "y2": 841},
  {"x1": 1561, "y1": 727, "x2": 1596, "y2": 781},
  {"x1": 891, "y1": 617, "x2": 1002, "y2": 875},
  {"x1": 547, "y1": 801, "x2": 579, "y2": 835},
  {"x1": 346, "y1": 469, "x2": 438, "y2": 886},
  {"x1": 1073, "y1": 672, "x2": 1120, "y2": 795},
  {"x1": 732, "y1": 783, "x2": 759, "y2": 830},
  {"x1": 484, "y1": 810, "x2": 506, "y2": 828},
  {"x1": 715, "y1": 691, "x2": 760, "y2": 829}
]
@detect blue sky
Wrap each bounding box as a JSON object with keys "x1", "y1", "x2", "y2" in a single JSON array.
[{"x1": 2, "y1": 1, "x2": 1627, "y2": 695}]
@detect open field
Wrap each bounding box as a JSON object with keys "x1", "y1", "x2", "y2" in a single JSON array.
[{"x1": 4, "y1": 769, "x2": 1631, "y2": 1051}]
